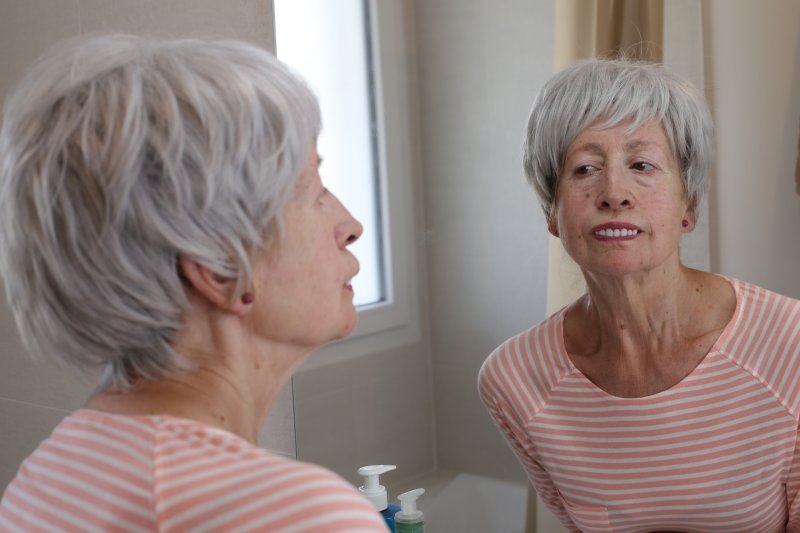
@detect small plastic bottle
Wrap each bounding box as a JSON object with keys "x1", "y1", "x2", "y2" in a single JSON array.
[
  {"x1": 357, "y1": 465, "x2": 401, "y2": 532},
  {"x1": 394, "y1": 488, "x2": 425, "y2": 533}
]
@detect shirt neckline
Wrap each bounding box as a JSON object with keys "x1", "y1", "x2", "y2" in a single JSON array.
[
  {"x1": 72, "y1": 408, "x2": 252, "y2": 444},
  {"x1": 553, "y1": 274, "x2": 742, "y2": 400}
]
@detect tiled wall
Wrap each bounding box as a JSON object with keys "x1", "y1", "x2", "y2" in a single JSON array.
[{"x1": 293, "y1": 340, "x2": 436, "y2": 489}]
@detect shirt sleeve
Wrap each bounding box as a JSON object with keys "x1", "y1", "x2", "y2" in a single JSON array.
[
  {"x1": 781, "y1": 298, "x2": 800, "y2": 531},
  {"x1": 478, "y1": 379, "x2": 579, "y2": 532},
  {"x1": 786, "y1": 426, "x2": 800, "y2": 532}
]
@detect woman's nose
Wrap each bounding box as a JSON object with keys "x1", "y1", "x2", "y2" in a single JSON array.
[
  {"x1": 596, "y1": 171, "x2": 632, "y2": 211},
  {"x1": 336, "y1": 203, "x2": 363, "y2": 247},
  {"x1": 328, "y1": 191, "x2": 363, "y2": 246},
  {"x1": 598, "y1": 195, "x2": 632, "y2": 210},
  {"x1": 344, "y1": 216, "x2": 363, "y2": 246}
]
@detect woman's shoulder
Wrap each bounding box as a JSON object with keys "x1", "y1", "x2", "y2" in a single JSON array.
[
  {"x1": 719, "y1": 276, "x2": 800, "y2": 342},
  {"x1": 714, "y1": 276, "x2": 800, "y2": 414},
  {"x1": 481, "y1": 310, "x2": 567, "y2": 370},
  {"x1": 144, "y1": 416, "x2": 387, "y2": 531},
  {"x1": 478, "y1": 309, "x2": 574, "y2": 412},
  {"x1": 725, "y1": 276, "x2": 800, "y2": 308}
]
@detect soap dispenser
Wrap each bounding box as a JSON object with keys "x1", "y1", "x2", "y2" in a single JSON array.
[
  {"x1": 357, "y1": 465, "x2": 401, "y2": 532},
  {"x1": 394, "y1": 488, "x2": 425, "y2": 533}
]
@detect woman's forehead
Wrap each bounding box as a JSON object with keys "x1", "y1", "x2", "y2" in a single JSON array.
[
  {"x1": 290, "y1": 148, "x2": 320, "y2": 197},
  {"x1": 568, "y1": 117, "x2": 669, "y2": 150}
]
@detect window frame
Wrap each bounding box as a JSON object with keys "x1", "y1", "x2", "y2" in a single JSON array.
[{"x1": 295, "y1": 0, "x2": 421, "y2": 370}]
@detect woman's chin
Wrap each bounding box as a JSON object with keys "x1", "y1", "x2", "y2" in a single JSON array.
[
  {"x1": 337, "y1": 318, "x2": 358, "y2": 340},
  {"x1": 329, "y1": 310, "x2": 358, "y2": 342}
]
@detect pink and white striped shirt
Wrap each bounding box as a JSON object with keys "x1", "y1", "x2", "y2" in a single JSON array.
[
  {"x1": 0, "y1": 410, "x2": 389, "y2": 532},
  {"x1": 479, "y1": 278, "x2": 800, "y2": 532}
]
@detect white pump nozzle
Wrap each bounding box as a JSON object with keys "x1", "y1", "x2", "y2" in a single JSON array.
[
  {"x1": 357, "y1": 465, "x2": 396, "y2": 510},
  {"x1": 396, "y1": 488, "x2": 425, "y2": 521}
]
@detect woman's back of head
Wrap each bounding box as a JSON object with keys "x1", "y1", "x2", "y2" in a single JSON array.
[{"x1": 0, "y1": 33, "x2": 320, "y2": 389}]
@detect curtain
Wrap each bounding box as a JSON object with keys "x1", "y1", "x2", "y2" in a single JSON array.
[
  {"x1": 529, "y1": 2, "x2": 664, "y2": 531},
  {"x1": 555, "y1": 0, "x2": 664, "y2": 66}
]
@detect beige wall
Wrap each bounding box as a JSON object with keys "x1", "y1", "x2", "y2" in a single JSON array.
[
  {"x1": 0, "y1": 0, "x2": 284, "y2": 491},
  {"x1": 0, "y1": 0, "x2": 275, "y2": 103},
  {"x1": 413, "y1": 0, "x2": 555, "y2": 482},
  {"x1": 706, "y1": 0, "x2": 800, "y2": 299}
]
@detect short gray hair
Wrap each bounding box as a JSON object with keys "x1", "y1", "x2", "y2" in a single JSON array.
[
  {"x1": 523, "y1": 57, "x2": 714, "y2": 218},
  {"x1": 0, "y1": 34, "x2": 320, "y2": 388}
]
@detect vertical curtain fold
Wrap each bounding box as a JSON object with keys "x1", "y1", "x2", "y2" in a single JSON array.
[{"x1": 554, "y1": 0, "x2": 663, "y2": 68}]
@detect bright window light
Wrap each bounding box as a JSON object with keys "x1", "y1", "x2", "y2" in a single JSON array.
[{"x1": 274, "y1": 0, "x2": 384, "y2": 307}]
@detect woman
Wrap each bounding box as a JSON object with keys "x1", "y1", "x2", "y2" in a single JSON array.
[
  {"x1": 0, "y1": 34, "x2": 388, "y2": 532},
  {"x1": 479, "y1": 58, "x2": 800, "y2": 532}
]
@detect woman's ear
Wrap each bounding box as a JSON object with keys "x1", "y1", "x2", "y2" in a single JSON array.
[
  {"x1": 681, "y1": 202, "x2": 697, "y2": 233},
  {"x1": 178, "y1": 256, "x2": 250, "y2": 314},
  {"x1": 547, "y1": 216, "x2": 560, "y2": 237}
]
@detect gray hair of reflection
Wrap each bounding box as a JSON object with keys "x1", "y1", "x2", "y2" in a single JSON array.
[
  {"x1": 0, "y1": 33, "x2": 320, "y2": 389},
  {"x1": 523, "y1": 57, "x2": 714, "y2": 219}
]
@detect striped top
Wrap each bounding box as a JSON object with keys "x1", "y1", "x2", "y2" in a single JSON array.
[
  {"x1": 0, "y1": 410, "x2": 389, "y2": 532},
  {"x1": 479, "y1": 278, "x2": 800, "y2": 532}
]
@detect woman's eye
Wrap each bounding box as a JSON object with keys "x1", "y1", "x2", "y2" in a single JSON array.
[
  {"x1": 575, "y1": 165, "x2": 596, "y2": 176},
  {"x1": 631, "y1": 161, "x2": 655, "y2": 171}
]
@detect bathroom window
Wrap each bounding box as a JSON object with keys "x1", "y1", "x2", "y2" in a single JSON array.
[
  {"x1": 274, "y1": 0, "x2": 420, "y2": 366},
  {"x1": 275, "y1": 0, "x2": 383, "y2": 307}
]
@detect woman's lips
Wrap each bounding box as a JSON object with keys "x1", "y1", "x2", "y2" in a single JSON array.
[{"x1": 344, "y1": 263, "x2": 359, "y2": 291}]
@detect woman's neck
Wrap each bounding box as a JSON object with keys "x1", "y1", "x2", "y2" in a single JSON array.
[
  {"x1": 579, "y1": 263, "x2": 690, "y2": 348},
  {"x1": 563, "y1": 266, "x2": 735, "y2": 397},
  {"x1": 86, "y1": 309, "x2": 311, "y2": 444}
]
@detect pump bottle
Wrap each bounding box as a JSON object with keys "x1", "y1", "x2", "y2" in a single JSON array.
[
  {"x1": 394, "y1": 488, "x2": 425, "y2": 533},
  {"x1": 357, "y1": 465, "x2": 401, "y2": 532}
]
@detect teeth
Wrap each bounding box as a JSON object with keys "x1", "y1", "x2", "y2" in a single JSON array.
[{"x1": 595, "y1": 228, "x2": 638, "y2": 237}]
